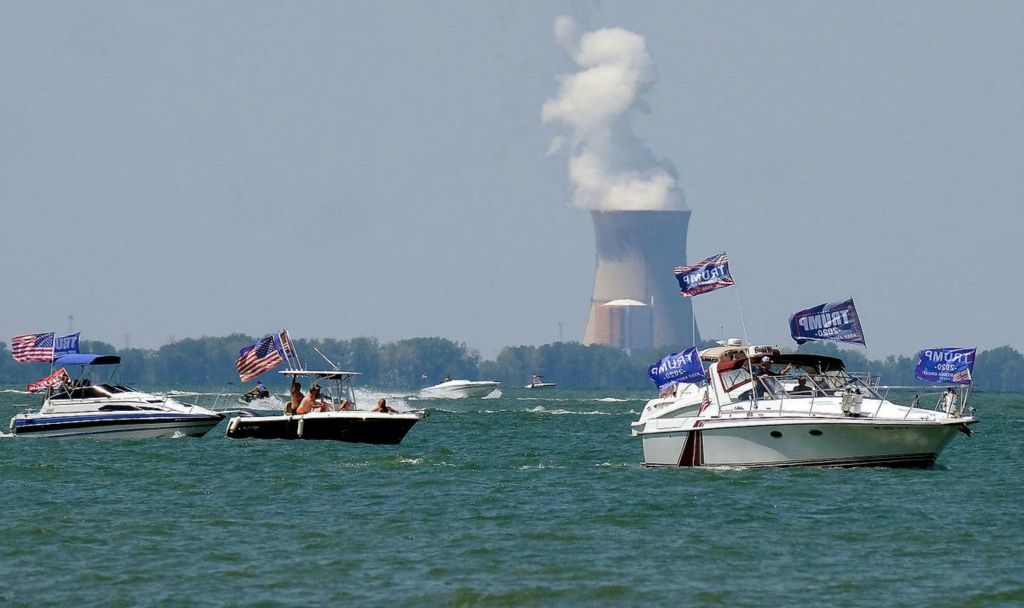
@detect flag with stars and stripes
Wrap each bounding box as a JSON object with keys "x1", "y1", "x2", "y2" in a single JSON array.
[
  {"x1": 698, "y1": 389, "x2": 711, "y2": 415},
  {"x1": 236, "y1": 334, "x2": 286, "y2": 382},
  {"x1": 10, "y1": 332, "x2": 55, "y2": 362}
]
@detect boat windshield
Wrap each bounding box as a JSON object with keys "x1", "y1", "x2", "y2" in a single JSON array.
[
  {"x1": 47, "y1": 382, "x2": 136, "y2": 401},
  {"x1": 719, "y1": 360, "x2": 881, "y2": 401}
]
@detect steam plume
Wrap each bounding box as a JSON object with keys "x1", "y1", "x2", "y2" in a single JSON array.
[{"x1": 542, "y1": 16, "x2": 686, "y2": 211}]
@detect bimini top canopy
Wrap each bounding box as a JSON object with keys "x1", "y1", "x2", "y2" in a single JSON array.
[
  {"x1": 277, "y1": 369, "x2": 361, "y2": 379},
  {"x1": 716, "y1": 353, "x2": 845, "y2": 373},
  {"x1": 54, "y1": 354, "x2": 122, "y2": 366}
]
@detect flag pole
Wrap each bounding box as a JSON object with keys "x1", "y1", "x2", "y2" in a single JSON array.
[
  {"x1": 691, "y1": 302, "x2": 697, "y2": 348},
  {"x1": 732, "y1": 285, "x2": 749, "y2": 346}
]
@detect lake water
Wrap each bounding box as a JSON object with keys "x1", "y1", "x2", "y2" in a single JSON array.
[{"x1": 1, "y1": 387, "x2": 1021, "y2": 606}]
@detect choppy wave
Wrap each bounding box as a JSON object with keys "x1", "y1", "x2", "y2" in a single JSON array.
[
  {"x1": 593, "y1": 397, "x2": 634, "y2": 403},
  {"x1": 527, "y1": 406, "x2": 617, "y2": 416},
  {"x1": 1, "y1": 389, "x2": 29, "y2": 394},
  {"x1": 164, "y1": 390, "x2": 252, "y2": 397}
]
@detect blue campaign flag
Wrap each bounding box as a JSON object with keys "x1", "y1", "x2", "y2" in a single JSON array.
[
  {"x1": 53, "y1": 333, "x2": 81, "y2": 358},
  {"x1": 789, "y1": 298, "x2": 866, "y2": 346},
  {"x1": 915, "y1": 348, "x2": 976, "y2": 384},
  {"x1": 674, "y1": 252, "x2": 735, "y2": 297},
  {"x1": 648, "y1": 347, "x2": 706, "y2": 392}
]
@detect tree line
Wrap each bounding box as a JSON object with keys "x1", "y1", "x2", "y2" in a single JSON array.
[{"x1": 1, "y1": 335, "x2": 1022, "y2": 392}]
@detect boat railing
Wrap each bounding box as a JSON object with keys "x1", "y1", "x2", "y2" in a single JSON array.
[
  {"x1": 746, "y1": 373, "x2": 879, "y2": 417},
  {"x1": 907, "y1": 385, "x2": 973, "y2": 418},
  {"x1": 743, "y1": 374, "x2": 974, "y2": 420}
]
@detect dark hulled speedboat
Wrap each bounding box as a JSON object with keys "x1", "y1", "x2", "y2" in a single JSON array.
[{"x1": 225, "y1": 370, "x2": 422, "y2": 443}]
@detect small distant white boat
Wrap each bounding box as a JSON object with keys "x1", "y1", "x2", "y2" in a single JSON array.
[
  {"x1": 525, "y1": 375, "x2": 556, "y2": 389},
  {"x1": 419, "y1": 379, "x2": 500, "y2": 399}
]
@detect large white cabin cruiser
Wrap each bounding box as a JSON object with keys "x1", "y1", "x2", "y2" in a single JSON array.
[
  {"x1": 418, "y1": 379, "x2": 500, "y2": 399},
  {"x1": 631, "y1": 344, "x2": 977, "y2": 468},
  {"x1": 226, "y1": 370, "x2": 422, "y2": 443},
  {"x1": 10, "y1": 354, "x2": 224, "y2": 438}
]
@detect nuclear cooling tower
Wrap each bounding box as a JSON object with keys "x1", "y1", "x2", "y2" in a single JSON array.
[{"x1": 582, "y1": 210, "x2": 698, "y2": 351}]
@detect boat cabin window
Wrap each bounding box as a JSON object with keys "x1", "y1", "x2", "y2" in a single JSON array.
[
  {"x1": 813, "y1": 371, "x2": 881, "y2": 399},
  {"x1": 98, "y1": 384, "x2": 132, "y2": 394},
  {"x1": 719, "y1": 367, "x2": 752, "y2": 392},
  {"x1": 99, "y1": 404, "x2": 140, "y2": 412},
  {"x1": 49, "y1": 385, "x2": 112, "y2": 400}
]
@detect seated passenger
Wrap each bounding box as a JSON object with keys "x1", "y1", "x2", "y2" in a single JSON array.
[
  {"x1": 373, "y1": 398, "x2": 396, "y2": 413},
  {"x1": 339, "y1": 399, "x2": 354, "y2": 411},
  {"x1": 790, "y1": 377, "x2": 814, "y2": 396},
  {"x1": 296, "y1": 382, "x2": 327, "y2": 411},
  {"x1": 296, "y1": 383, "x2": 329, "y2": 415}
]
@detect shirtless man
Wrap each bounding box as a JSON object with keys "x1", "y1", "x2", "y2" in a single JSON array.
[
  {"x1": 372, "y1": 398, "x2": 396, "y2": 413},
  {"x1": 287, "y1": 380, "x2": 303, "y2": 415},
  {"x1": 297, "y1": 383, "x2": 329, "y2": 414}
]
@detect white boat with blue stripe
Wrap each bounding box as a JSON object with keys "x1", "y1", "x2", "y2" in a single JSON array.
[{"x1": 9, "y1": 354, "x2": 224, "y2": 438}]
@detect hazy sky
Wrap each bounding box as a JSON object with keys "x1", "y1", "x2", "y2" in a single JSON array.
[{"x1": 2, "y1": 1, "x2": 1022, "y2": 360}]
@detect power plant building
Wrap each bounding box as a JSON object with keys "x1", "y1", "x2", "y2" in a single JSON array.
[{"x1": 582, "y1": 210, "x2": 698, "y2": 351}]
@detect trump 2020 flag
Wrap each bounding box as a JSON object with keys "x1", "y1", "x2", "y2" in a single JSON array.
[
  {"x1": 236, "y1": 334, "x2": 286, "y2": 382},
  {"x1": 915, "y1": 348, "x2": 976, "y2": 384},
  {"x1": 648, "y1": 347, "x2": 706, "y2": 392},
  {"x1": 674, "y1": 252, "x2": 735, "y2": 297},
  {"x1": 789, "y1": 298, "x2": 866, "y2": 346},
  {"x1": 27, "y1": 368, "x2": 70, "y2": 393},
  {"x1": 53, "y1": 333, "x2": 81, "y2": 358}
]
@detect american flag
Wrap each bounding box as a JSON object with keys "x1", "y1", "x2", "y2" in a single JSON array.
[
  {"x1": 698, "y1": 389, "x2": 711, "y2": 415},
  {"x1": 11, "y1": 332, "x2": 55, "y2": 362},
  {"x1": 236, "y1": 335, "x2": 285, "y2": 382},
  {"x1": 952, "y1": 367, "x2": 972, "y2": 384},
  {"x1": 279, "y1": 330, "x2": 294, "y2": 358}
]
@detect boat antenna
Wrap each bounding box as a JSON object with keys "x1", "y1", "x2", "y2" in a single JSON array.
[{"x1": 311, "y1": 346, "x2": 340, "y2": 371}]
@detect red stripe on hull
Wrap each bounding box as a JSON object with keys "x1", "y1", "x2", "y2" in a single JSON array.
[{"x1": 677, "y1": 430, "x2": 704, "y2": 466}]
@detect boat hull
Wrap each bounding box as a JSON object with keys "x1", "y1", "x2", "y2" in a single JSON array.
[
  {"x1": 225, "y1": 413, "x2": 421, "y2": 444},
  {"x1": 418, "y1": 382, "x2": 499, "y2": 399},
  {"x1": 11, "y1": 413, "x2": 224, "y2": 439},
  {"x1": 639, "y1": 419, "x2": 970, "y2": 468}
]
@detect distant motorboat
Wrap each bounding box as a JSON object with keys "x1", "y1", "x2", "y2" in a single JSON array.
[
  {"x1": 419, "y1": 379, "x2": 501, "y2": 399},
  {"x1": 226, "y1": 369, "x2": 422, "y2": 443},
  {"x1": 525, "y1": 375, "x2": 556, "y2": 389},
  {"x1": 631, "y1": 343, "x2": 977, "y2": 468},
  {"x1": 10, "y1": 354, "x2": 224, "y2": 438}
]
